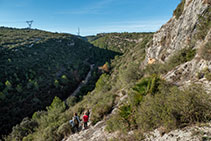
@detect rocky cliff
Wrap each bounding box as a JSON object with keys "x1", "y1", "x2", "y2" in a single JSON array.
[{"x1": 146, "y1": 0, "x2": 211, "y2": 91}]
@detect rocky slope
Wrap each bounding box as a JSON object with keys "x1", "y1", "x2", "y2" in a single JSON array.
[
  {"x1": 65, "y1": 0, "x2": 211, "y2": 140},
  {"x1": 145, "y1": 0, "x2": 211, "y2": 91}
]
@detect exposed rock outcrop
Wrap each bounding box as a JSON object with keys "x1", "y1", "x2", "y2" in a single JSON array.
[
  {"x1": 146, "y1": 0, "x2": 211, "y2": 89},
  {"x1": 146, "y1": 0, "x2": 208, "y2": 63},
  {"x1": 144, "y1": 123, "x2": 211, "y2": 141}
]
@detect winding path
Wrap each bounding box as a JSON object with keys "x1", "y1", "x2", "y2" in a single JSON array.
[{"x1": 66, "y1": 64, "x2": 94, "y2": 100}]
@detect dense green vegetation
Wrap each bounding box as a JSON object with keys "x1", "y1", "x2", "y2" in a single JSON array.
[
  {"x1": 0, "y1": 27, "x2": 118, "y2": 137},
  {"x1": 5, "y1": 32, "x2": 152, "y2": 140},
  {"x1": 4, "y1": 29, "x2": 210, "y2": 141},
  {"x1": 88, "y1": 32, "x2": 152, "y2": 53},
  {"x1": 173, "y1": 0, "x2": 186, "y2": 19},
  {"x1": 106, "y1": 77, "x2": 211, "y2": 131}
]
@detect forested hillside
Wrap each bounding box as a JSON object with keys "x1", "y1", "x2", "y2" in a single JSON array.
[
  {"x1": 2, "y1": 0, "x2": 211, "y2": 140},
  {"x1": 4, "y1": 32, "x2": 152, "y2": 141},
  {"x1": 87, "y1": 32, "x2": 152, "y2": 53},
  {"x1": 0, "y1": 27, "x2": 118, "y2": 137}
]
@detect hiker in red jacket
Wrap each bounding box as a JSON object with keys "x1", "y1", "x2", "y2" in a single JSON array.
[{"x1": 83, "y1": 112, "x2": 89, "y2": 130}]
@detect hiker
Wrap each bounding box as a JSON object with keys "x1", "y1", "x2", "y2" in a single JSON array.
[
  {"x1": 86, "y1": 109, "x2": 90, "y2": 119},
  {"x1": 82, "y1": 112, "x2": 89, "y2": 130},
  {"x1": 72, "y1": 113, "x2": 80, "y2": 133}
]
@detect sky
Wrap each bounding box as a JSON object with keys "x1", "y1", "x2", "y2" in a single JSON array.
[{"x1": 0, "y1": 0, "x2": 181, "y2": 36}]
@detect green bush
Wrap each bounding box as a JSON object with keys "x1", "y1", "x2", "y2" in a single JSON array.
[
  {"x1": 95, "y1": 74, "x2": 111, "y2": 92},
  {"x1": 119, "y1": 63, "x2": 143, "y2": 86},
  {"x1": 57, "y1": 122, "x2": 72, "y2": 138},
  {"x1": 106, "y1": 111, "x2": 129, "y2": 133},
  {"x1": 5, "y1": 118, "x2": 38, "y2": 141},
  {"x1": 119, "y1": 105, "x2": 132, "y2": 119},
  {"x1": 200, "y1": 42, "x2": 211, "y2": 61},
  {"x1": 195, "y1": 7, "x2": 211, "y2": 40},
  {"x1": 145, "y1": 47, "x2": 196, "y2": 75},
  {"x1": 91, "y1": 93, "x2": 116, "y2": 125},
  {"x1": 173, "y1": 0, "x2": 186, "y2": 19},
  {"x1": 65, "y1": 96, "x2": 78, "y2": 107},
  {"x1": 167, "y1": 47, "x2": 196, "y2": 68},
  {"x1": 8, "y1": 96, "x2": 69, "y2": 141},
  {"x1": 130, "y1": 75, "x2": 160, "y2": 106},
  {"x1": 205, "y1": 72, "x2": 211, "y2": 81},
  {"x1": 136, "y1": 85, "x2": 211, "y2": 131},
  {"x1": 107, "y1": 79, "x2": 211, "y2": 135}
]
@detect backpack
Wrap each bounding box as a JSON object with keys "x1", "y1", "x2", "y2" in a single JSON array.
[
  {"x1": 73, "y1": 116, "x2": 79, "y2": 126},
  {"x1": 69, "y1": 120, "x2": 74, "y2": 127}
]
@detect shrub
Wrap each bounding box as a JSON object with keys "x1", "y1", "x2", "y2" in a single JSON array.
[
  {"x1": 196, "y1": 67, "x2": 211, "y2": 81},
  {"x1": 145, "y1": 47, "x2": 196, "y2": 75},
  {"x1": 22, "y1": 134, "x2": 34, "y2": 141},
  {"x1": 91, "y1": 93, "x2": 115, "y2": 125},
  {"x1": 95, "y1": 74, "x2": 111, "y2": 92},
  {"x1": 5, "y1": 118, "x2": 38, "y2": 141},
  {"x1": 144, "y1": 63, "x2": 167, "y2": 75},
  {"x1": 195, "y1": 7, "x2": 211, "y2": 40},
  {"x1": 119, "y1": 63, "x2": 143, "y2": 86},
  {"x1": 205, "y1": 72, "x2": 211, "y2": 81},
  {"x1": 66, "y1": 96, "x2": 77, "y2": 107},
  {"x1": 107, "y1": 80, "x2": 211, "y2": 135},
  {"x1": 200, "y1": 42, "x2": 211, "y2": 61},
  {"x1": 173, "y1": 0, "x2": 186, "y2": 19},
  {"x1": 57, "y1": 122, "x2": 72, "y2": 138},
  {"x1": 167, "y1": 47, "x2": 196, "y2": 68},
  {"x1": 130, "y1": 75, "x2": 160, "y2": 106},
  {"x1": 106, "y1": 104, "x2": 135, "y2": 133},
  {"x1": 119, "y1": 105, "x2": 132, "y2": 121},
  {"x1": 136, "y1": 85, "x2": 211, "y2": 131},
  {"x1": 106, "y1": 113, "x2": 126, "y2": 132},
  {"x1": 167, "y1": 86, "x2": 211, "y2": 126}
]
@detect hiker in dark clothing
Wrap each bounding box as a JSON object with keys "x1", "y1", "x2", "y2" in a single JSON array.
[
  {"x1": 72, "y1": 113, "x2": 80, "y2": 133},
  {"x1": 86, "y1": 109, "x2": 90, "y2": 119}
]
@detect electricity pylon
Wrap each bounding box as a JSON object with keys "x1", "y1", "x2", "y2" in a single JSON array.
[{"x1": 26, "y1": 20, "x2": 33, "y2": 29}]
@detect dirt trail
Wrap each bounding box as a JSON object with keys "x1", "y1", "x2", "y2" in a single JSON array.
[
  {"x1": 65, "y1": 64, "x2": 94, "y2": 101},
  {"x1": 71, "y1": 64, "x2": 94, "y2": 96}
]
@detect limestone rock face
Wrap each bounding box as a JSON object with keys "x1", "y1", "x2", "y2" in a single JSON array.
[
  {"x1": 146, "y1": 0, "x2": 208, "y2": 63},
  {"x1": 145, "y1": 0, "x2": 210, "y2": 88}
]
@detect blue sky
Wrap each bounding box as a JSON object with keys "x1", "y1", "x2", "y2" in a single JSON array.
[{"x1": 0, "y1": 0, "x2": 180, "y2": 36}]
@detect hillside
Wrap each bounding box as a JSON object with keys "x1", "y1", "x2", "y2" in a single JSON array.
[
  {"x1": 87, "y1": 32, "x2": 152, "y2": 53},
  {"x1": 3, "y1": 0, "x2": 211, "y2": 140},
  {"x1": 65, "y1": 0, "x2": 211, "y2": 140},
  {"x1": 0, "y1": 27, "x2": 118, "y2": 137},
  {"x1": 4, "y1": 32, "x2": 152, "y2": 141}
]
